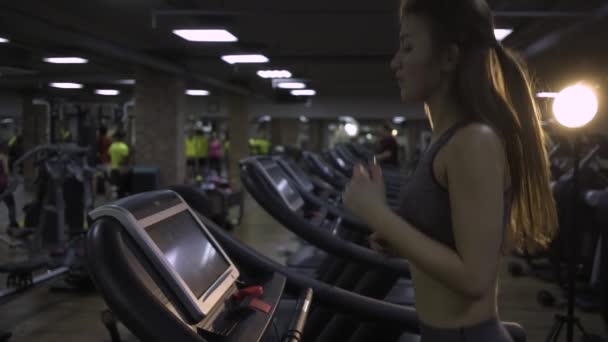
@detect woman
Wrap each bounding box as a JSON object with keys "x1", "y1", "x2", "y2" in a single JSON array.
[
  {"x1": 343, "y1": 0, "x2": 558, "y2": 341},
  {"x1": 375, "y1": 124, "x2": 400, "y2": 168},
  {"x1": 208, "y1": 132, "x2": 223, "y2": 176}
]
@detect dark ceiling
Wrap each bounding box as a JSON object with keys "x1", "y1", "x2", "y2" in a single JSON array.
[{"x1": 0, "y1": 0, "x2": 606, "y2": 102}]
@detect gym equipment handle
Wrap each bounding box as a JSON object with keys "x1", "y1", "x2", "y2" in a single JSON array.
[{"x1": 283, "y1": 288, "x2": 313, "y2": 342}]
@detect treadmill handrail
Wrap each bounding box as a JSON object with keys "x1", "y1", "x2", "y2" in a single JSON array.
[
  {"x1": 303, "y1": 152, "x2": 347, "y2": 190},
  {"x1": 170, "y1": 185, "x2": 420, "y2": 332},
  {"x1": 240, "y1": 163, "x2": 411, "y2": 276},
  {"x1": 275, "y1": 158, "x2": 369, "y2": 233},
  {"x1": 558, "y1": 144, "x2": 600, "y2": 182}
]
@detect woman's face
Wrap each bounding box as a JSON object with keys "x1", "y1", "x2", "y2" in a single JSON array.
[{"x1": 390, "y1": 15, "x2": 443, "y2": 102}]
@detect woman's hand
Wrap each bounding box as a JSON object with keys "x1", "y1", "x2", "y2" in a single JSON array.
[
  {"x1": 368, "y1": 232, "x2": 399, "y2": 257},
  {"x1": 343, "y1": 161, "x2": 387, "y2": 223}
]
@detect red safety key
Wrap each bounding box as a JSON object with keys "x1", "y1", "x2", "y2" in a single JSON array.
[
  {"x1": 248, "y1": 298, "x2": 272, "y2": 314},
  {"x1": 232, "y1": 286, "x2": 264, "y2": 301}
]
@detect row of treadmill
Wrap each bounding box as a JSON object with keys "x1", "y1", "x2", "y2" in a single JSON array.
[{"x1": 86, "y1": 143, "x2": 528, "y2": 342}]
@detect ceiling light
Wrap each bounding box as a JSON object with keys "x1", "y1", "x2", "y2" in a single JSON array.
[
  {"x1": 299, "y1": 116, "x2": 309, "y2": 123},
  {"x1": 392, "y1": 129, "x2": 398, "y2": 137},
  {"x1": 50, "y1": 82, "x2": 84, "y2": 89},
  {"x1": 494, "y1": 29, "x2": 513, "y2": 42},
  {"x1": 393, "y1": 116, "x2": 406, "y2": 124},
  {"x1": 44, "y1": 57, "x2": 88, "y2": 64},
  {"x1": 221, "y1": 54, "x2": 269, "y2": 64},
  {"x1": 536, "y1": 92, "x2": 558, "y2": 98},
  {"x1": 186, "y1": 89, "x2": 210, "y2": 96},
  {"x1": 258, "y1": 115, "x2": 272, "y2": 122},
  {"x1": 291, "y1": 89, "x2": 316, "y2": 96},
  {"x1": 117, "y1": 79, "x2": 136, "y2": 85},
  {"x1": 278, "y1": 82, "x2": 306, "y2": 89},
  {"x1": 173, "y1": 29, "x2": 238, "y2": 42},
  {"x1": 257, "y1": 70, "x2": 292, "y2": 79},
  {"x1": 344, "y1": 123, "x2": 359, "y2": 137},
  {"x1": 95, "y1": 89, "x2": 120, "y2": 96},
  {"x1": 0, "y1": 37, "x2": 9, "y2": 43}
]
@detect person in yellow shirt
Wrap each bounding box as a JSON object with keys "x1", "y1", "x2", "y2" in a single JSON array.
[
  {"x1": 109, "y1": 131, "x2": 130, "y2": 198},
  {"x1": 193, "y1": 128, "x2": 208, "y2": 175},
  {"x1": 185, "y1": 130, "x2": 197, "y2": 179}
]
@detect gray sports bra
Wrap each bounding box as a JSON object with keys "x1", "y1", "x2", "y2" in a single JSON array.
[{"x1": 398, "y1": 121, "x2": 512, "y2": 250}]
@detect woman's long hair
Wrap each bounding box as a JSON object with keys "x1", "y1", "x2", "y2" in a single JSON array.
[{"x1": 401, "y1": 0, "x2": 558, "y2": 253}]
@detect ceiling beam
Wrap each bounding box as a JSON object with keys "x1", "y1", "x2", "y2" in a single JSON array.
[{"x1": 151, "y1": 9, "x2": 596, "y2": 27}]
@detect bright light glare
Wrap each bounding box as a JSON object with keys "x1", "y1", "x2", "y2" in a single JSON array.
[
  {"x1": 50, "y1": 82, "x2": 83, "y2": 89},
  {"x1": 299, "y1": 116, "x2": 309, "y2": 123},
  {"x1": 221, "y1": 54, "x2": 269, "y2": 64},
  {"x1": 552, "y1": 84, "x2": 598, "y2": 128},
  {"x1": 117, "y1": 79, "x2": 136, "y2": 85},
  {"x1": 257, "y1": 70, "x2": 292, "y2": 79},
  {"x1": 494, "y1": 29, "x2": 513, "y2": 41},
  {"x1": 278, "y1": 82, "x2": 306, "y2": 89},
  {"x1": 291, "y1": 89, "x2": 316, "y2": 96},
  {"x1": 344, "y1": 123, "x2": 358, "y2": 137},
  {"x1": 393, "y1": 116, "x2": 406, "y2": 124},
  {"x1": 0, "y1": 37, "x2": 9, "y2": 43},
  {"x1": 95, "y1": 89, "x2": 120, "y2": 96},
  {"x1": 186, "y1": 89, "x2": 210, "y2": 96},
  {"x1": 392, "y1": 129, "x2": 398, "y2": 137},
  {"x1": 44, "y1": 57, "x2": 88, "y2": 64},
  {"x1": 537, "y1": 92, "x2": 558, "y2": 98},
  {"x1": 173, "y1": 29, "x2": 238, "y2": 42}
]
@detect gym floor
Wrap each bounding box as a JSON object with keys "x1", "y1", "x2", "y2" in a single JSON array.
[{"x1": 0, "y1": 187, "x2": 605, "y2": 342}]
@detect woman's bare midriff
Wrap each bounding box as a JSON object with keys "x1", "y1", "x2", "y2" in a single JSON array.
[{"x1": 411, "y1": 264, "x2": 499, "y2": 328}]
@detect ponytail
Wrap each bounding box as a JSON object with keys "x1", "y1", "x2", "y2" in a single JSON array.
[{"x1": 492, "y1": 45, "x2": 558, "y2": 252}]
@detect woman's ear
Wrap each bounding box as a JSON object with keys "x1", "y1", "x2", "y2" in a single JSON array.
[{"x1": 441, "y1": 43, "x2": 460, "y2": 73}]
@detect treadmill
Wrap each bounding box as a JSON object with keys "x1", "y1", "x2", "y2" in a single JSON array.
[
  {"x1": 240, "y1": 156, "x2": 418, "y2": 310},
  {"x1": 302, "y1": 151, "x2": 401, "y2": 208},
  {"x1": 86, "y1": 188, "x2": 527, "y2": 342},
  {"x1": 87, "y1": 189, "x2": 422, "y2": 342}
]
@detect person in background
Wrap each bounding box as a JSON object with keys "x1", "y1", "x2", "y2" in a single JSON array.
[
  {"x1": 97, "y1": 126, "x2": 112, "y2": 165},
  {"x1": 8, "y1": 134, "x2": 23, "y2": 174},
  {"x1": 0, "y1": 141, "x2": 19, "y2": 230},
  {"x1": 375, "y1": 124, "x2": 400, "y2": 167},
  {"x1": 208, "y1": 132, "x2": 223, "y2": 176},
  {"x1": 109, "y1": 130, "x2": 130, "y2": 198},
  {"x1": 96, "y1": 126, "x2": 113, "y2": 196},
  {"x1": 193, "y1": 127, "x2": 209, "y2": 176},
  {"x1": 223, "y1": 132, "x2": 231, "y2": 176},
  {"x1": 185, "y1": 129, "x2": 197, "y2": 179}
]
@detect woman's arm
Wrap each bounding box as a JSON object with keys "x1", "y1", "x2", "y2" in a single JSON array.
[{"x1": 366, "y1": 125, "x2": 506, "y2": 299}]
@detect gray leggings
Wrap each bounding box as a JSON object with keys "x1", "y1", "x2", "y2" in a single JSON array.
[{"x1": 420, "y1": 318, "x2": 515, "y2": 342}]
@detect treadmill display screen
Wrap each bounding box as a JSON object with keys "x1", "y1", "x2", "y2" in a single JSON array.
[
  {"x1": 265, "y1": 165, "x2": 304, "y2": 210},
  {"x1": 285, "y1": 161, "x2": 314, "y2": 191},
  {"x1": 146, "y1": 210, "x2": 230, "y2": 299}
]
